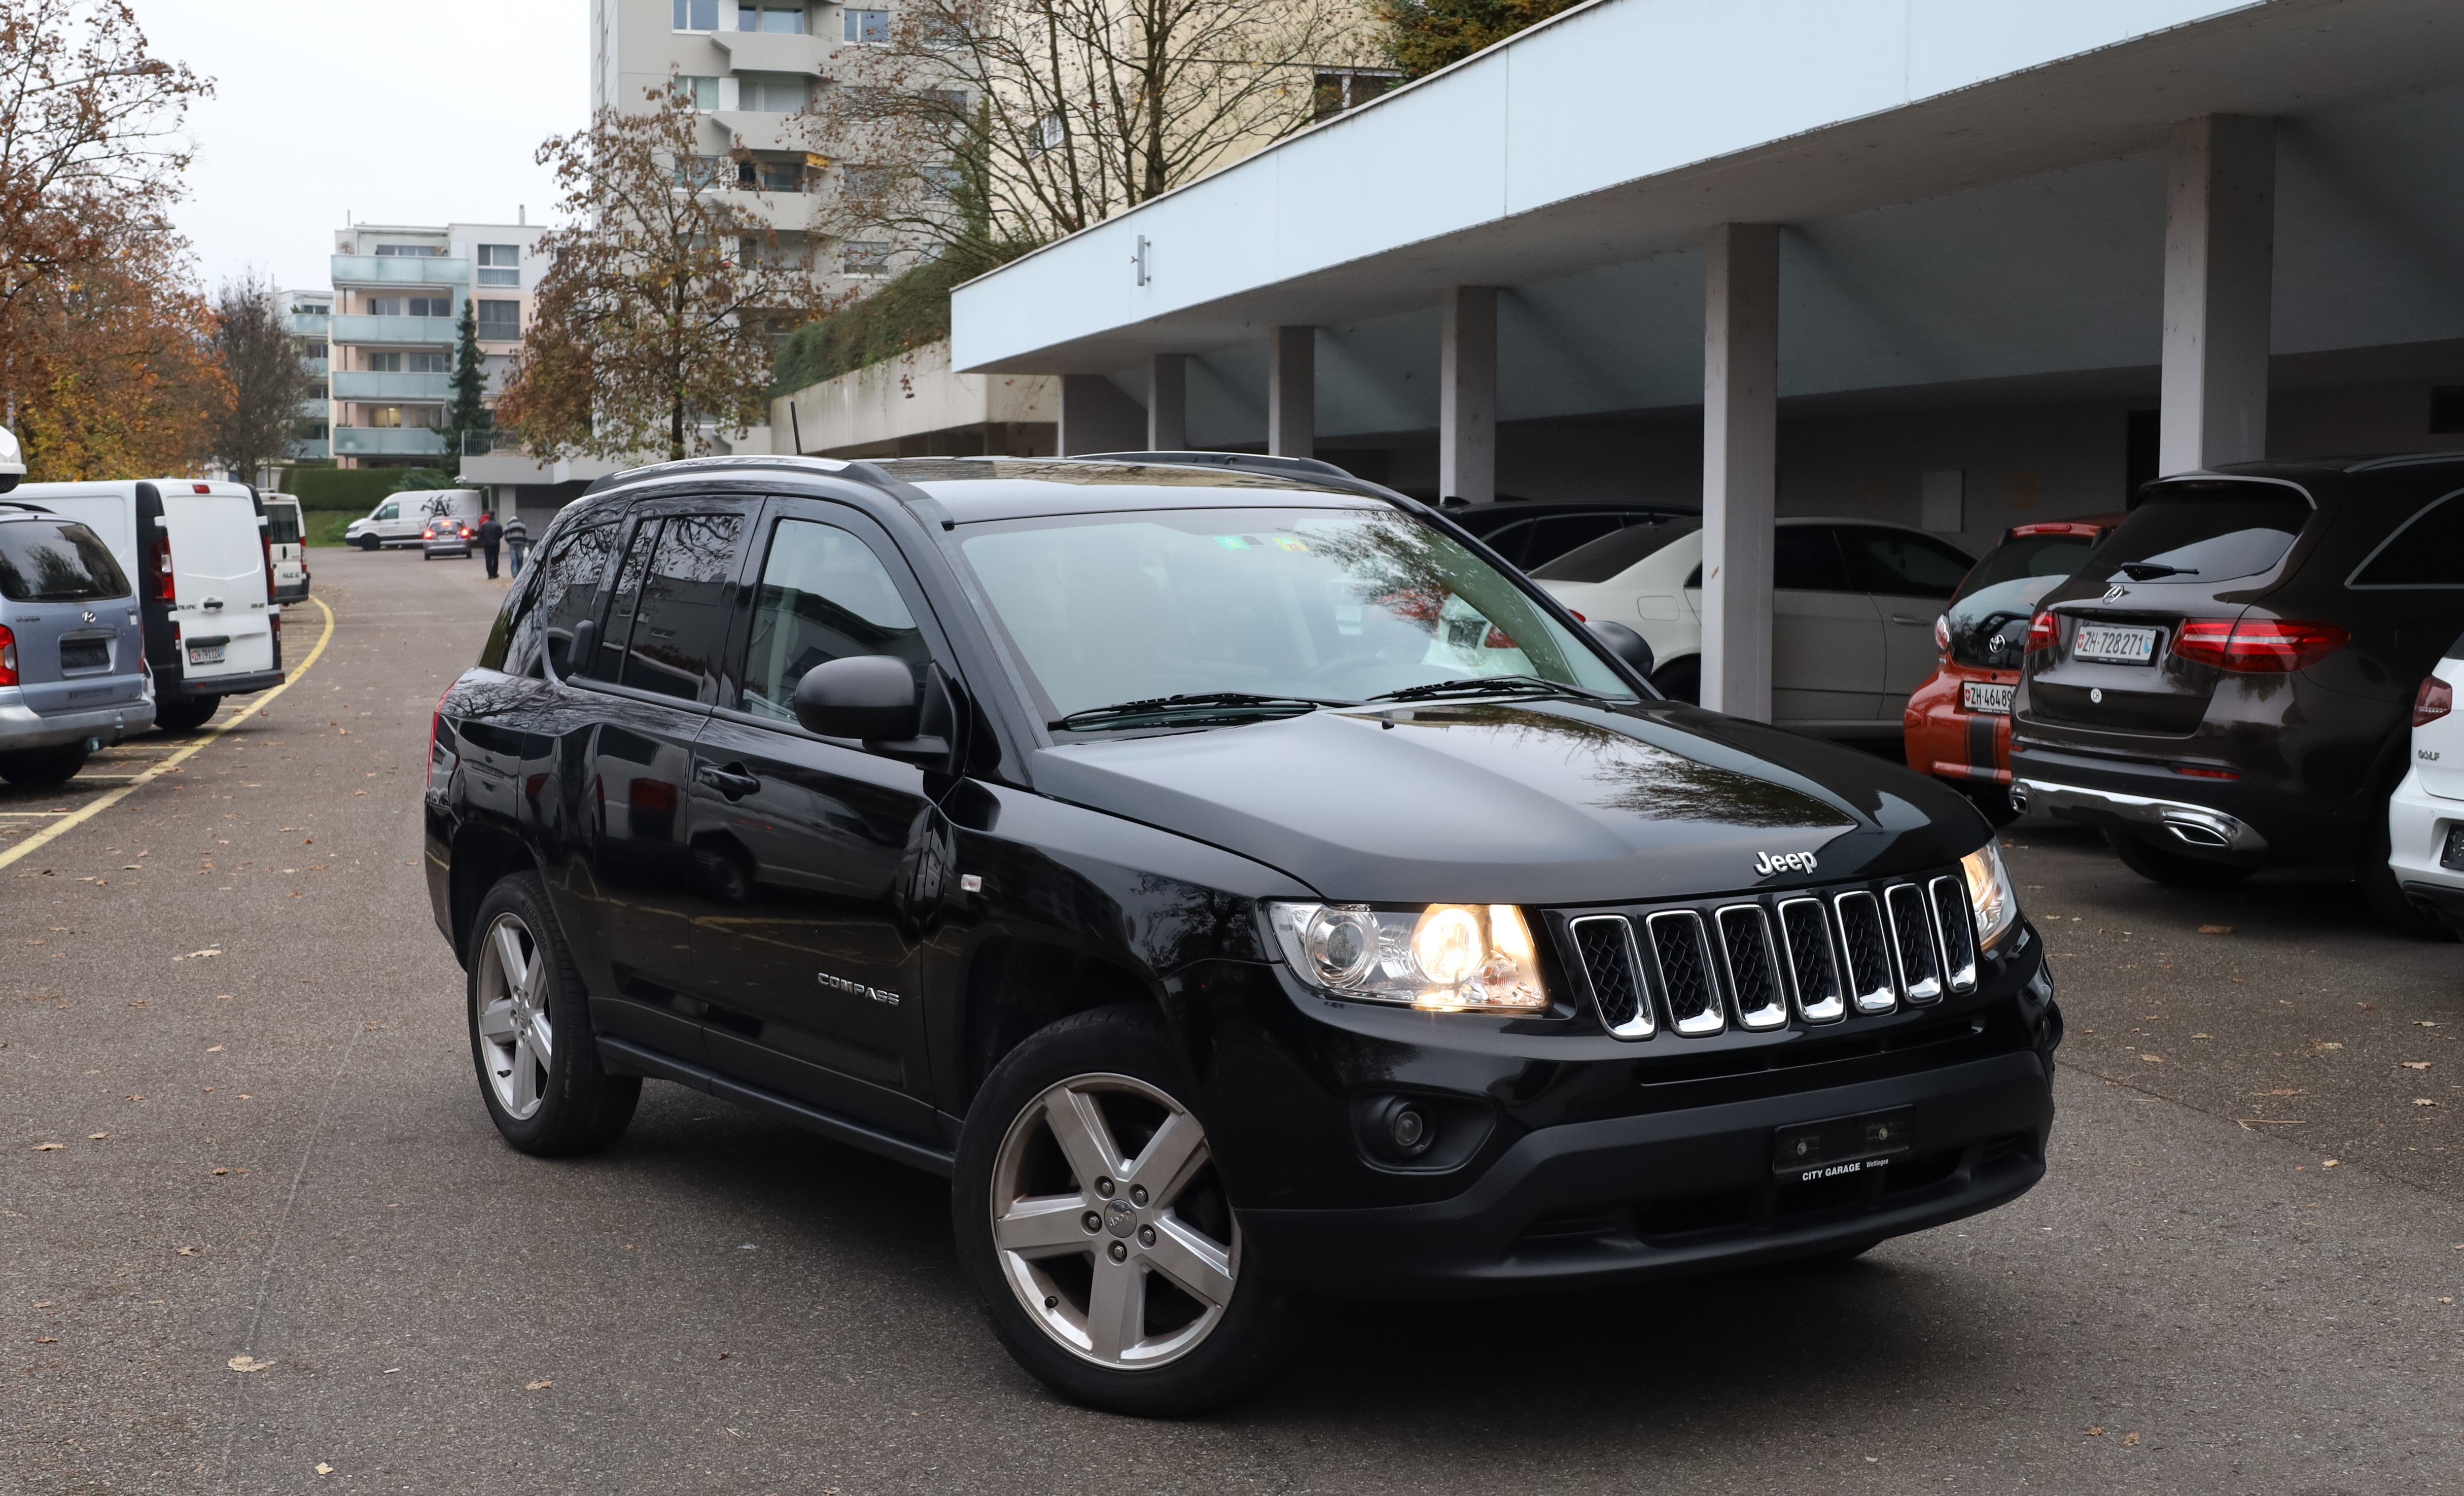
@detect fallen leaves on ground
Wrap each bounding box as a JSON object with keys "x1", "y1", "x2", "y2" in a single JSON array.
[
  {"x1": 2121, "y1": 1432, "x2": 2142, "y2": 1447},
  {"x1": 315, "y1": 1463, "x2": 333, "y2": 1475},
  {"x1": 31, "y1": 1142, "x2": 63, "y2": 1151},
  {"x1": 2404, "y1": 1061, "x2": 2432, "y2": 1070},
  {"x1": 227, "y1": 1355, "x2": 271, "y2": 1372},
  {"x1": 525, "y1": 1378, "x2": 552, "y2": 1390},
  {"x1": 2198, "y1": 925, "x2": 2232, "y2": 934}
]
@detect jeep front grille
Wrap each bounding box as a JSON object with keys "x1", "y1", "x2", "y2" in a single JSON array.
[
  {"x1": 1833, "y1": 891, "x2": 1897, "y2": 1015},
  {"x1": 1569, "y1": 915, "x2": 1653, "y2": 1039},
  {"x1": 1776, "y1": 897, "x2": 1845, "y2": 1023},
  {"x1": 1885, "y1": 883, "x2": 1943, "y2": 1003},
  {"x1": 1645, "y1": 910, "x2": 1724, "y2": 1037},
  {"x1": 1715, "y1": 905, "x2": 1788, "y2": 1031},
  {"x1": 1929, "y1": 875, "x2": 1979, "y2": 994}
]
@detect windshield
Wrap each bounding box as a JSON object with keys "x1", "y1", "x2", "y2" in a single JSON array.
[
  {"x1": 2089, "y1": 484, "x2": 2310, "y2": 585},
  {"x1": 956, "y1": 506, "x2": 1635, "y2": 721},
  {"x1": 0, "y1": 519, "x2": 131, "y2": 602},
  {"x1": 1530, "y1": 514, "x2": 1701, "y2": 583}
]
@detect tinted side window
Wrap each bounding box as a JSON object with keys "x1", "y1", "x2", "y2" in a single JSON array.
[
  {"x1": 0, "y1": 520, "x2": 130, "y2": 602},
  {"x1": 1531, "y1": 515, "x2": 1701, "y2": 583},
  {"x1": 616, "y1": 513, "x2": 746, "y2": 701},
  {"x1": 741, "y1": 517, "x2": 926, "y2": 719},
  {"x1": 1774, "y1": 527, "x2": 1851, "y2": 592},
  {"x1": 2349, "y1": 491, "x2": 2464, "y2": 588},
  {"x1": 525, "y1": 520, "x2": 620, "y2": 679},
  {"x1": 1842, "y1": 528, "x2": 1974, "y2": 599}
]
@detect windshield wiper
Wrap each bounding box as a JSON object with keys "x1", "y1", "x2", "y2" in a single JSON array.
[
  {"x1": 1364, "y1": 675, "x2": 1612, "y2": 705},
  {"x1": 1051, "y1": 691, "x2": 1353, "y2": 733},
  {"x1": 2118, "y1": 562, "x2": 2199, "y2": 581}
]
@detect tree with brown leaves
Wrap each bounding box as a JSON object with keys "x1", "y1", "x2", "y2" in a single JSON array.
[
  {"x1": 205, "y1": 274, "x2": 315, "y2": 486},
  {"x1": 496, "y1": 86, "x2": 836, "y2": 465}
]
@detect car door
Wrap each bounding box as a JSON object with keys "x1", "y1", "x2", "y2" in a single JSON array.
[
  {"x1": 1772, "y1": 525, "x2": 1887, "y2": 724},
  {"x1": 562, "y1": 500, "x2": 756, "y2": 1041},
  {"x1": 161, "y1": 488, "x2": 276, "y2": 686},
  {"x1": 1840, "y1": 526, "x2": 1977, "y2": 704},
  {"x1": 684, "y1": 497, "x2": 952, "y2": 1139}
]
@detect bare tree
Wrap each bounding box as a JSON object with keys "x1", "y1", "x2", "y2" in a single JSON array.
[
  {"x1": 816, "y1": 0, "x2": 1370, "y2": 265},
  {"x1": 206, "y1": 275, "x2": 313, "y2": 485},
  {"x1": 496, "y1": 85, "x2": 837, "y2": 464}
]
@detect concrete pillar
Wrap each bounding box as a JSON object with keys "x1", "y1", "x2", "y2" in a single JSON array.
[
  {"x1": 1148, "y1": 353, "x2": 1187, "y2": 450},
  {"x1": 1058, "y1": 374, "x2": 1145, "y2": 455},
  {"x1": 1268, "y1": 326, "x2": 1314, "y2": 458},
  {"x1": 2160, "y1": 115, "x2": 2275, "y2": 472},
  {"x1": 1439, "y1": 287, "x2": 1497, "y2": 505},
  {"x1": 1700, "y1": 223, "x2": 1780, "y2": 722}
]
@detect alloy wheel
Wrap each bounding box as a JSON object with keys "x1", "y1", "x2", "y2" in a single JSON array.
[
  {"x1": 989, "y1": 1072, "x2": 1239, "y2": 1370},
  {"x1": 474, "y1": 913, "x2": 553, "y2": 1120}
]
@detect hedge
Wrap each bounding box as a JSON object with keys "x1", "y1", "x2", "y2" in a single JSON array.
[{"x1": 282, "y1": 466, "x2": 452, "y2": 511}]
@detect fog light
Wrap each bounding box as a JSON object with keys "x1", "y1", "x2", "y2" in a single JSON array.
[{"x1": 1390, "y1": 1106, "x2": 1428, "y2": 1153}]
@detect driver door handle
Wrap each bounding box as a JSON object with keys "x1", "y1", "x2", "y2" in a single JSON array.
[{"x1": 696, "y1": 762, "x2": 761, "y2": 799}]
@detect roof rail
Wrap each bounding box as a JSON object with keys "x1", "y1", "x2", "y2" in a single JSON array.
[
  {"x1": 1073, "y1": 449, "x2": 1415, "y2": 505},
  {"x1": 580, "y1": 453, "x2": 859, "y2": 496}
]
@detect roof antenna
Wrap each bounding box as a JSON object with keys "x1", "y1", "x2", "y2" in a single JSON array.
[{"x1": 788, "y1": 401, "x2": 802, "y2": 454}]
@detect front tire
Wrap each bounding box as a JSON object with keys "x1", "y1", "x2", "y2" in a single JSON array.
[
  {"x1": 0, "y1": 742, "x2": 88, "y2": 786},
  {"x1": 467, "y1": 873, "x2": 640, "y2": 1154},
  {"x1": 2105, "y1": 829, "x2": 2256, "y2": 888},
  {"x1": 953, "y1": 1006, "x2": 1291, "y2": 1416}
]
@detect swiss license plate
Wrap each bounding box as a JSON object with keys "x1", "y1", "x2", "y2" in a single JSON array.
[
  {"x1": 2442, "y1": 824, "x2": 2464, "y2": 873},
  {"x1": 1961, "y1": 680, "x2": 2015, "y2": 715},
  {"x1": 2072, "y1": 623, "x2": 2159, "y2": 664},
  {"x1": 187, "y1": 645, "x2": 225, "y2": 666},
  {"x1": 1773, "y1": 1106, "x2": 1913, "y2": 1180}
]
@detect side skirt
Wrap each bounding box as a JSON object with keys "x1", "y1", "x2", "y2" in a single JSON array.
[{"x1": 596, "y1": 1035, "x2": 957, "y2": 1178}]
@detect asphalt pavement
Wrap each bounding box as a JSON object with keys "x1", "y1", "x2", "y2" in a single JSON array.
[{"x1": 6, "y1": 545, "x2": 2461, "y2": 1494}]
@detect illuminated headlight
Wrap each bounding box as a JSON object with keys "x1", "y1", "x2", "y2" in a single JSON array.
[
  {"x1": 1961, "y1": 841, "x2": 2019, "y2": 949},
  {"x1": 1266, "y1": 901, "x2": 1549, "y2": 1013}
]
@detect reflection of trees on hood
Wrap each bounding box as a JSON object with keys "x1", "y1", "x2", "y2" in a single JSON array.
[{"x1": 1406, "y1": 704, "x2": 1847, "y2": 829}]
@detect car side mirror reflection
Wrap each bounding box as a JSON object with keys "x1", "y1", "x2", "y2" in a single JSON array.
[{"x1": 1586, "y1": 619, "x2": 1655, "y2": 681}]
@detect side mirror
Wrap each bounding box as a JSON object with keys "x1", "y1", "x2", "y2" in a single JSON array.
[
  {"x1": 1587, "y1": 619, "x2": 1655, "y2": 681},
  {"x1": 793, "y1": 655, "x2": 921, "y2": 741}
]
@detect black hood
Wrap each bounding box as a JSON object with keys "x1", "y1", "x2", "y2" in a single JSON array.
[{"x1": 1029, "y1": 700, "x2": 1988, "y2": 906}]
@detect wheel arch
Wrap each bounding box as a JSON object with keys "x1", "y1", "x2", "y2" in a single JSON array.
[
  {"x1": 958, "y1": 935, "x2": 1163, "y2": 1116},
  {"x1": 448, "y1": 821, "x2": 541, "y2": 967}
]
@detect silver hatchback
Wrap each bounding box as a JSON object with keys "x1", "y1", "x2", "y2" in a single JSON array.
[{"x1": 0, "y1": 504, "x2": 153, "y2": 785}]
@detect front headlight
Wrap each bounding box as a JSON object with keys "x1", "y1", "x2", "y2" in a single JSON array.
[
  {"x1": 1266, "y1": 901, "x2": 1549, "y2": 1013},
  {"x1": 1961, "y1": 841, "x2": 2019, "y2": 949}
]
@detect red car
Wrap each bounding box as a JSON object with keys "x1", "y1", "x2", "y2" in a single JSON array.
[{"x1": 1905, "y1": 515, "x2": 2122, "y2": 822}]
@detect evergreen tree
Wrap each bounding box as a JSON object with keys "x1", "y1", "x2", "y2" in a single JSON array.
[
  {"x1": 1376, "y1": 0, "x2": 1583, "y2": 80},
  {"x1": 442, "y1": 298, "x2": 488, "y2": 479}
]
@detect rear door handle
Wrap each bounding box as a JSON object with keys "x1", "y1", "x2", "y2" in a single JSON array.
[{"x1": 696, "y1": 763, "x2": 761, "y2": 799}]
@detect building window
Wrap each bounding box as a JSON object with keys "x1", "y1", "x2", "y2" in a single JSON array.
[
  {"x1": 841, "y1": 241, "x2": 891, "y2": 276},
  {"x1": 740, "y1": 74, "x2": 809, "y2": 113},
  {"x1": 299, "y1": 341, "x2": 328, "y2": 362},
  {"x1": 843, "y1": 8, "x2": 888, "y2": 43},
  {"x1": 369, "y1": 405, "x2": 404, "y2": 429},
  {"x1": 1313, "y1": 69, "x2": 1402, "y2": 122},
  {"x1": 408, "y1": 296, "x2": 452, "y2": 318},
  {"x1": 676, "y1": 75, "x2": 720, "y2": 110},
  {"x1": 373, "y1": 243, "x2": 445, "y2": 258},
  {"x1": 757, "y1": 159, "x2": 805, "y2": 192},
  {"x1": 740, "y1": 4, "x2": 805, "y2": 32},
  {"x1": 673, "y1": 0, "x2": 720, "y2": 30},
  {"x1": 407, "y1": 351, "x2": 450, "y2": 373},
  {"x1": 1028, "y1": 109, "x2": 1065, "y2": 155},
  {"x1": 676, "y1": 154, "x2": 729, "y2": 191},
  {"x1": 477, "y1": 244, "x2": 520, "y2": 286},
  {"x1": 366, "y1": 351, "x2": 403, "y2": 373},
  {"x1": 476, "y1": 300, "x2": 521, "y2": 340}
]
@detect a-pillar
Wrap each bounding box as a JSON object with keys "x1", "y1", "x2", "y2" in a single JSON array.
[
  {"x1": 1700, "y1": 223, "x2": 1779, "y2": 722},
  {"x1": 1439, "y1": 287, "x2": 1497, "y2": 505},
  {"x1": 1148, "y1": 353, "x2": 1188, "y2": 450},
  {"x1": 2160, "y1": 115, "x2": 2275, "y2": 472},
  {"x1": 1268, "y1": 326, "x2": 1314, "y2": 458}
]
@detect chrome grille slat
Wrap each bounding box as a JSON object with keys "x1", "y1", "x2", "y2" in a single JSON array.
[
  {"x1": 1885, "y1": 883, "x2": 1944, "y2": 1004},
  {"x1": 1929, "y1": 876, "x2": 1979, "y2": 993},
  {"x1": 1645, "y1": 910, "x2": 1724, "y2": 1037},
  {"x1": 1715, "y1": 905, "x2": 1788, "y2": 1030},
  {"x1": 1776, "y1": 897, "x2": 1845, "y2": 1023},
  {"x1": 1832, "y1": 891, "x2": 1897, "y2": 1014},
  {"x1": 1570, "y1": 915, "x2": 1654, "y2": 1039}
]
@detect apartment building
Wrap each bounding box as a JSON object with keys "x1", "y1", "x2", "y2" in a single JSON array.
[
  {"x1": 326, "y1": 220, "x2": 548, "y2": 470},
  {"x1": 285, "y1": 288, "x2": 333, "y2": 462}
]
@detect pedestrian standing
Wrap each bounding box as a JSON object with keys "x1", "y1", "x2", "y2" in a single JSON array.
[
  {"x1": 475, "y1": 512, "x2": 504, "y2": 579},
  {"x1": 503, "y1": 511, "x2": 530, "y2": 576}
]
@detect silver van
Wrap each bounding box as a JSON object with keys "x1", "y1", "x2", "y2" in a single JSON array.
[{"x1": 0, "y1": 503, "x2": 153, "y2": 784}]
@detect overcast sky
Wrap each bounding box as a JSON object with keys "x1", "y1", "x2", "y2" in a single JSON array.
[{"x1": 145, "y1": 1, "x2": 592, "y2": 294}]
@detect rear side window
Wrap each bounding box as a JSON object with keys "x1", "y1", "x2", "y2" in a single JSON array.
[
  {"x1": 1775, "y1": 527, "x2": 1852, "y2": 592},
  {"x1": 1840, "y1": 527, "x2": 1974, "y2": 599},
  {"x1": 0, "y1": 519, "x2": 131, "y2": 602},
  {"x1": 2348, "y1": 490, "x2": 2464, "y2": 588},
  {"x1": 527, "y1": 520, "x2": 620, "y2": 678},
  {"x1": 1952, "y1": 532, "x2": 2099, "y2": 603},
  {"x1": 740, "y1": 518, "x2": 927, "y2": 720},
  {"x1": 265, "y1": 508, "x2": 301, "y2": 545},
  {"x1": 2093, "y1": 483, "x2": 2309, "y2": 584},
  {"x1": 1530, "y1": 515, "x2": 1701, "y2": 583},
  {"x1": 612, "y1": 513, "x2": 746, "y2": 701}
]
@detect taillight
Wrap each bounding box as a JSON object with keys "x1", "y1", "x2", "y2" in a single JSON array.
[
  {"x1": 149, "y1": 528, "x2": 174, "y2": 603},
  {"x1": 2419, "y1": 673, "x2": 2455, "y2": 727},
  {"x1": 0, "y1": 623, "x2": 16, "y2": 687},
  {"x1": 260, "y1": 525, "x2": 275, "y2": 601},
  {"x1": 2024, "y1": 611, "x2": 2058, "y2": 653},
  {"x1": 2173, "y1": 618, "x2": 2348, "y2": 672}
]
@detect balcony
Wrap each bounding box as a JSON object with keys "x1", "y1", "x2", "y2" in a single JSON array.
[
  {"x1": 332, "y1": 370, "x2": 452, "y2": 401},
  {"x1": 332, "y1": 254, "x2": 470, "y2": 287},
  {"x1": 329, "y1": 314, "x2": 456, "y2": 346},
  {"x1": 285, "y1": 438, "x2": 331, "y2": 461},
  {"x1": 286, "y1": 310, "x2": 331, "y2": 335},
  {"x1": 712, "y1": 30, "x2": 825, "y2": 75},
  {"x1": 332, "y1": 426, "x2": 446, "y2": 457}
]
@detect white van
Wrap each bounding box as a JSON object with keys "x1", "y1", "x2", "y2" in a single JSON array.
[
  {"x1": 344, "y1": 487, "x2": 482, "y2": 550},
  {"x1": 7, "y1": 480, "x2": 283, "y2": 733},
  {"x1": 261, "y1": 493, "x2": 310, "y2": 601}
]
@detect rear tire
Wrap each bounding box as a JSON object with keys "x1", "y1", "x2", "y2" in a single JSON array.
[
  {"x1": 2105, "y1": 829, "x2": 2256, "y2": 888},
  {"x1": 467, "y1": 873, "x2": 640, "y2": 1154},
  {"x1": 153, "y1": 696, "x2": 218, "y2": 734},
  {"x1": 0, "y1": 742, "x2": 89, "y2": 786},
  {"x1": 953, "y1": 1006, "x2": 1293, "y2": 1416}
]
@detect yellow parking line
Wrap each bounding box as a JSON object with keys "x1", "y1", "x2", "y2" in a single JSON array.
[{"x1": 0, "y1": 597, "x2": 338, "y2": 872}]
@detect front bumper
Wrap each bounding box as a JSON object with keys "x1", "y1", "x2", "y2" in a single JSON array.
[
  {"x1": 1241, "y1": 1046, "x2": 2053, "y2": 1298},
  {"x1": 0, "y1": 693, "x2": 156, "y2": 751}
]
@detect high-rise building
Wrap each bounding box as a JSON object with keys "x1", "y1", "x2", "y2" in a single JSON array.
[
  {"x1": 325, "y1": 220, "x2": 548, "y2": 470},
  {"x1": 284, "y1": 288, "x2": 333, "y2": 462}
]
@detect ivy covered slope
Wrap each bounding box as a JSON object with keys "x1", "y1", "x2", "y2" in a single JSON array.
[{"x1": 770, "y1": 243, "x2": 1026, "y2": 395}]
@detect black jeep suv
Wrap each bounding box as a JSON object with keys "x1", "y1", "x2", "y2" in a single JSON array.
[
  {"x1": 2009, "y1": 454, "x2": 2464, "y2": 933},
  {"x1": 425, "y1": 454, "x2": 2059, "y2": 1414}
]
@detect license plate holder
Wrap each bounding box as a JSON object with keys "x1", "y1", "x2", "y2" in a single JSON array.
[
  {"x1": 2072, "y1": 623, "x2": 2160, "y2": 665},
  {"x1": 1774, "y1": 1106, "x2": 1913, "y2": 1180},
  {"x1": 1961, "y1": 680, "x2": 2015, "y2": 715},
  {"x1": 187, "y1": 645, "x2": 225, "y2": 666}
]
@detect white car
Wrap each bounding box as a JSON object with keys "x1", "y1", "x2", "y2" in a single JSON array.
[
  {"x1": 260, "y1": 493, "x2": 309, "y2": 601},
  {"x1": 2385, "y1": 637, "x2": 2464, "y2": 934},
  {"x1": 344, "y1": 487, "x2": 482, "y2": 550},
  {"x1": 1531, "y1": 516, "x2": 1975, "y2": 737}
]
